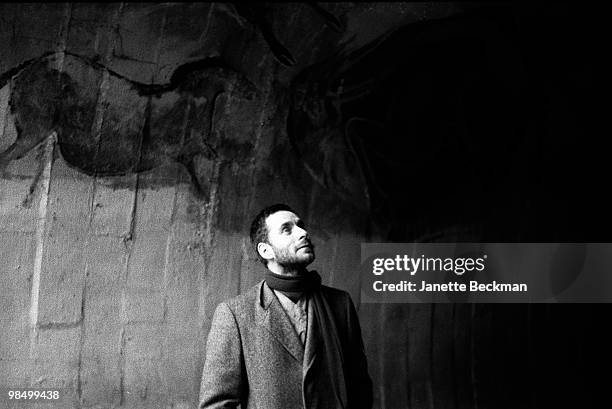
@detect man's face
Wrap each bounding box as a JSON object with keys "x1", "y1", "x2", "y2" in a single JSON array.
[{"x1": 263, "y1": 210, "x2": 315, "y2": 267}]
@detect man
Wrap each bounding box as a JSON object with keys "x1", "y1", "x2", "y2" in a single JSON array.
[{"x1": 199, "y1": 204, "x2": 372, "y2": 409}]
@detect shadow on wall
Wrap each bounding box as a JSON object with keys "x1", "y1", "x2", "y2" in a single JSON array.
[{"x1": 290, "y1": 4, "x2": 603, "y2": 242}]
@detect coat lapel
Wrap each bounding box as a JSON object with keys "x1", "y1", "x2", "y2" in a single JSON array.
[
  {"x1": 303, "y1": 295, "x2": 320, "y2": 375},
  {"x1": 257, "y1": 281, "x2": 304, "y2": 363}
]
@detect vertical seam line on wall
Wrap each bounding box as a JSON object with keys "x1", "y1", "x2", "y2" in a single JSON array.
[
  {"x1": 0, "y1": 79, "x2": 11, "y2": 153},
  {"x1": 28, "y1": 132, "x2": 56, "y2": 331},
  {"x1": 155, "y1": 5, "x2": 173, "y2": 340},
  {"x1": 201, "y1": 94, "x2": 221, "y2": 259}
]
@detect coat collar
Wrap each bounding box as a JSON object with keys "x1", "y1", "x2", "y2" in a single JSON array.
[{"x1": 256, "y1": 281, "x2": 305, "y2": 363}]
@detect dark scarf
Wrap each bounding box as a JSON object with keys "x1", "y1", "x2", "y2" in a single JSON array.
[{"x1": 265, "y1": 270, "x2": 321, "y2": 302}]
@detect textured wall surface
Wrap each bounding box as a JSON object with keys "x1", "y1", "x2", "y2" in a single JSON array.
[
  {"x1": 0, "y1": 3, "x2": 607, "y2": 409},
  {"x1": 0, "y1": 4, "x2": 437, "y2": 408}
]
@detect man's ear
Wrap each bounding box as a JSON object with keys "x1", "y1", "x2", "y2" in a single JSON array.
[{"x1": 257, "y1": 242, "x2": 274, "y2": 262}]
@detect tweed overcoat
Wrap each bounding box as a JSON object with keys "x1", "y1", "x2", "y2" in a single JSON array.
[{"x1": 199, "y1": 280, "x2": 372, "y2": 409}]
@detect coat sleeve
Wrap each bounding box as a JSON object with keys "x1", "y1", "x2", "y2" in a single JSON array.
[
  {"x1": 345, "y1": 293, "x2": 373, "y2": 409},
  {"x1": 199, "y1": 302, "x2": 246, "y2": 409}
]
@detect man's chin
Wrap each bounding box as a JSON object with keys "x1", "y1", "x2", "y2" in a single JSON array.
[
  {"x1": 279, "y1": 256, "x2": 315, "y2": 269},
  {"x1": 295, "y1": 256, "x2": 315, "y2": 267},
  {"x1": 300, "y1": 250, "x2": 315, "y2": 264},
  {"x1": 303, "y1": 255, "x2": 315, "y2": 265}
]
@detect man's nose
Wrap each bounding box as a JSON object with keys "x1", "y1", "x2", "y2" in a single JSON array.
[{"x1": 294, "y1": 225, "x2": 308, "y2": 239}]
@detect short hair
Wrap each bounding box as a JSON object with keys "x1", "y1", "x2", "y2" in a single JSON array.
[{"x1": 250, "y1": 204, "x2": 295, "y2": 265}]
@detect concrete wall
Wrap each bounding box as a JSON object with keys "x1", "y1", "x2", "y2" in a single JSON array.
[
  {"x1": 0, "y1": 132, "x2": 365, "y2": 409},
  {"x1": 0, "y1": 4, "x2": 380, "y2": 408}
]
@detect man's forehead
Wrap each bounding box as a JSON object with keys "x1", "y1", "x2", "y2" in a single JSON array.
[{"x1": 265, "y1": 210, "x2": 301, "y2": 228}]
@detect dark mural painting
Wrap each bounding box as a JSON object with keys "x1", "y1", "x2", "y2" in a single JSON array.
[
  {"x1": 0, "y1": 3, "x2": 609, "y2": 409},
  {"x1": 0, "y1": 52, "x2": 260, "y2": 199}
]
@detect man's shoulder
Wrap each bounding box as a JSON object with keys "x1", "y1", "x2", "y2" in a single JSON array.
[{"x1": 216, "y1": 280, "x2": 264, "y2": 317}]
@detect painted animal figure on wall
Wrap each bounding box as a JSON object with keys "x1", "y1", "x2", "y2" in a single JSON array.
[{"x1": 0, "y1": 52, "x2": 259, "y2": 199}]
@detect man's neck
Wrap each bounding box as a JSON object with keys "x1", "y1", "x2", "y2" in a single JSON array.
[{"x1": 267, "y1": 263, "x2": 307, "y2": 277}]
